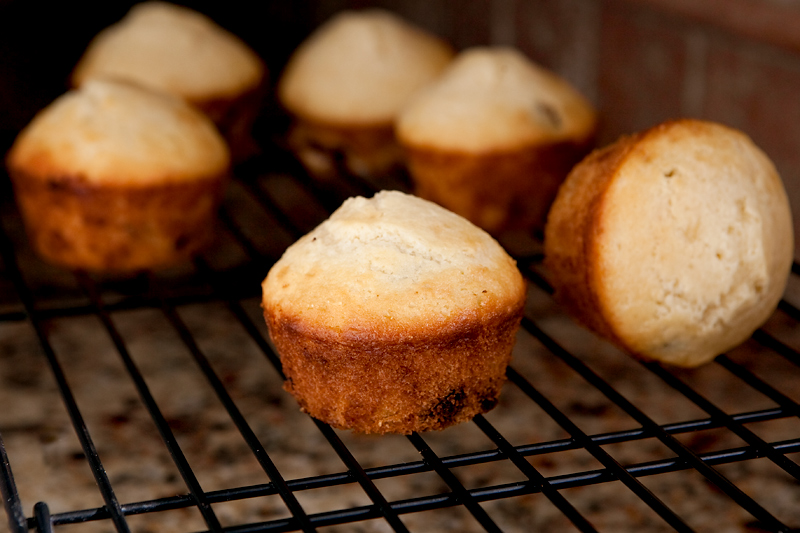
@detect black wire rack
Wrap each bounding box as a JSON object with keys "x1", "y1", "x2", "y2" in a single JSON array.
[{"x1": 1, "y1": 138, "x2": 800, "y2": 533}]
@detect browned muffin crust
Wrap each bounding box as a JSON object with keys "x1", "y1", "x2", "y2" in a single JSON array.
[
  {"x1": 265, "y1": 296, "x2": 522, "y2": 434},
  {"x1": 6, "y1": 79, "x2": 231, "y2": 273},
  {"x1": 261, "y1": 191, "x2": 526, "y2": 434},
  {"x1": 396, "y1": 47, "x2": 598, "y2": 235},
  {"x1": 405, "y1": 138, "x2": 594, "y2": 234},
  {"x1": 10, "y1": 170, "x2": 228, "y2": 272},
  {"x1": 542, "y1": 135, "x2": 637, "y2": 346}
]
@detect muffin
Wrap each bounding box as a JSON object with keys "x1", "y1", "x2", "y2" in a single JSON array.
[
  {"x1": 396, "y1": 47, "x2": 597, "y2": 235},
  {"x1": 71, "y1": 2, "x2": 266, "y2": 161},
  {"x1": 6, "y1": 79, "x2": 231, "y2": 272},
  {"x1": 277, "y1": 9, "x2": 454, "y2": 180},
  {"x1": 544, "y1": 119, "x2": 794, "y2": 367},
  {"x1": 262, "y1": 190, "x2": 526, "y2": 434}
]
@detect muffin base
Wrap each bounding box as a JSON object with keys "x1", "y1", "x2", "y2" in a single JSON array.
[
  {"x1": 10, "y1": 170, "x2": 228, "y2": 272},
  {"x1": 264, "y1": 307, "x2": 523, "y2": 434},
  {"x1": 405, "y1": 139, "x2": 593, "y2": 235},
  {"x1": 286, "y1": 118, "x2": 403, "y2": 180}
]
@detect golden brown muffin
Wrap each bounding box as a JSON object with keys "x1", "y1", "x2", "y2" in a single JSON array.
[
  {"x1": 71, "y1": 2, "x2": 266, "y2": 161},
  {"x1": 544, "y1": 119, "x2": 794, "y2": 367},
  {"x1": 277, "y1": 9, "x2": 454, "y2": 179},
  {"x1": 396, "y1": 47, "x2": 597, "y2": 235},
  {"x1": 262, "y1": 191, "x2": 526, "y2": 434},
  {"x1": 6, "y1": 79, "x2": 231, "y2": 272}
]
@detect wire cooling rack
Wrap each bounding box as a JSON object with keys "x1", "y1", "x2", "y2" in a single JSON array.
[{"x1": 1, "y1": 139, "x2": 800, "y2": 533}]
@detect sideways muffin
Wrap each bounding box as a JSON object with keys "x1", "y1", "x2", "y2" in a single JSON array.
[
  {"x1": 71, "y1": 2, "x2": 266, "y2": 160},
  {"x1": 277, "y1": 9, "x2": 454, "y2": 179},
  {"x1": 262, "y1": 191, "x2": 526, "y2": 434},
  {"x1": 396, "y1": 47, "x2": 597, "y2": 235},
  {"x1": 544, "y1": 119, "x2": 794, "y2": 367},
  {"x1": 6, "y1": 79, "x2": 230, "y2": 272}
]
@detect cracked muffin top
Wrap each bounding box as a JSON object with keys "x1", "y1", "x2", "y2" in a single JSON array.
[{"x1": 262, "y1": 190, "x2": 526, "y2": 337}]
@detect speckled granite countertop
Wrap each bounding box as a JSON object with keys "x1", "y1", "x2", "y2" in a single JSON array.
[{"x1": 1, "y1": 160, "x2": 800, "y2": 533}]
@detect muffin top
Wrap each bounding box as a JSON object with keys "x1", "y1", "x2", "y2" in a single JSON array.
[
  {"x1": 544, "y1": 119, "x2": 794, "y2": 366},
  {"x1": 71, "y1": 2, "x2": 264, "y2": 102},
  {"x1": 396, "y1": 47, "x2": 597, "y2": 152},
  {"x1": 277, "y1": 9, "x2": 454, "y2": 126},
  {"x1": 7, "y1": 79, "x2": 230, "y2": 186},
  {"x1": 262, "y1": 190, "x2": 526, "y2": 339}
]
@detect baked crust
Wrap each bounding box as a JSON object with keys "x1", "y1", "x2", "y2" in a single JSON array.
[
  {"x1": 265, "y1": 302, "x2": 522, "y2": 434},
  {"x1": 6, "y1": 80, "x2": 231, "y2": 272},
  {"x1": 9, "y1": 169, "x2": 228, "y2": 272},
  {"x1": 396, "y1": 47, "x2": 597, "y2": 234},
  {"x1": 405, "y1": 138, "x2": 594, "y2": 234},
  {"x1": 262, "y1": 191, "x2": 526, "y2": 433},
  {"x1": 544, "y1": 119, "x2": 794, "y2": 367},
  {"x1": 542, "y1": 136, "x2": 637, "y2": 346}
]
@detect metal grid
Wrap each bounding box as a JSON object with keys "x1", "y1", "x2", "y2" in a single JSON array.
[{"x1": 1, "y1": 142, "x2": 800, "y2": 533}]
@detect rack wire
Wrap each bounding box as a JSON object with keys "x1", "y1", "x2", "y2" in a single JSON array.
[{"x1": 1, "y1": 140, "x2": 799, "y2": 533}]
